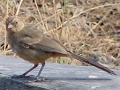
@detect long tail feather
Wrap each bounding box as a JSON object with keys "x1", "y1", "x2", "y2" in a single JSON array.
[{"x1": 69, "y1": 52, "x2": 116, "y2": 75}]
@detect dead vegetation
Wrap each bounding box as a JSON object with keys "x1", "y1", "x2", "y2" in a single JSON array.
[{"x1": 0, "y1": 0, "x2": 120, "y2": 69}]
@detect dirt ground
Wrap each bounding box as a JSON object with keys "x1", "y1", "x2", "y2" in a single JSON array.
[{"x1": 0, "y1": 0, "x2": 120, "y2": 69}]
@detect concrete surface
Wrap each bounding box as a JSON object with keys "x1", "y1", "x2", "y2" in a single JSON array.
[{"x1": 0, "y1": 55, "x2": 120, "y2": 90}]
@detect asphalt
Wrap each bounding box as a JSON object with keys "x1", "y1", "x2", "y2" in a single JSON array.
[{"x1": 0, "y1": 55, "x2": 120, "y2": 90}]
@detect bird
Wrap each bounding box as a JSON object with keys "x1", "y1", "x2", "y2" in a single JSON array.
[{"x1": 6, "y1": 16, "x2": 116, "y2": 81}]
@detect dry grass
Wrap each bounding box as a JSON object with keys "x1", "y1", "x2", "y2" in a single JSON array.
[{"x1": 0, "y1": 0, "x2": 120, "y2": 69}]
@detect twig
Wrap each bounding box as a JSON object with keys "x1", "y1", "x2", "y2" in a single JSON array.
[
  {"x1": 86, "y1": 9, "x2": 112, "y2": 37},
  {"x1": 34, "y1": 11, "x2": 63, "y2": 26},
  {"x1": 15, "y1": 0, "x2": 23, "y2": 16},
  {"x1": 3, "y1": 0, "x2": 9, "y2": 55},
  {"x1": 34, "y1": 0, "x2": 48, "y2": 32},
  {"x1": 48, "y1": 3, "x2": 120, "y2": 33}
]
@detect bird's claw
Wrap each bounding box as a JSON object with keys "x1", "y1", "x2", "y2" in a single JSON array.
[{"x1": 11, "y1": 75, "x2": 31, "y2": 79}]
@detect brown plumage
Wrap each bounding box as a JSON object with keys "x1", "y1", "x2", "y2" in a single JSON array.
[{"x1": 6, "y1": 16, "x2": 116, "y2": 81}]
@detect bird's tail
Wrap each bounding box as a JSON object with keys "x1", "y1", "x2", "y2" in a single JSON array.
[{"x1": 68, "y1": 52, "x2": 116, "y2": 75}]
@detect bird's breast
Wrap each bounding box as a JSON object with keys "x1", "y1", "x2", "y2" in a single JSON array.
[{"x1": 9, "y1": 41, "x2": 52, "y2": 64}]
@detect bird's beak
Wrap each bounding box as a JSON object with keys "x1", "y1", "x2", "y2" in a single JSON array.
[{"x1": 8, "y1": 23, "x2": 13, "y2": 29}]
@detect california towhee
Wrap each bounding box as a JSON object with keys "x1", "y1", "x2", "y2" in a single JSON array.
[{"x1": 6, "y1": 16, "x2": 116, "y2": 81}]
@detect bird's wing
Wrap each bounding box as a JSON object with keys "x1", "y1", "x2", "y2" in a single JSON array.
[{"x1": 14, "y1": 26, "x2": 68, "y2": 54}]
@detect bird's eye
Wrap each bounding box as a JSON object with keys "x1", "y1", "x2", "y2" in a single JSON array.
[{"x1": 15, "y1": 21, "x2": 18, "y2": 24}]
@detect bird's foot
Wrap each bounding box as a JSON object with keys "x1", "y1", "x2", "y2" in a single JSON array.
[
  {"x1": 11, "y1": 75, "x2": 46, "y2": 82},
  {"x1": 11, "y1": 75, "x2": 32, "y2": 79}
]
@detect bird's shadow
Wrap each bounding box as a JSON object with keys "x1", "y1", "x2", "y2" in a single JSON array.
[{"x1": 42, "y1": 77, "x2": 112, "y2": 81}]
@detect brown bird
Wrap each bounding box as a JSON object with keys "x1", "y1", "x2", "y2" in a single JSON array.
[{"x1": 6, "y1": 16, "x2": 116, "y2": 81}]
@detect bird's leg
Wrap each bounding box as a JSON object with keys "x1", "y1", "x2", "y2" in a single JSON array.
[
  {"x1": 35, "y1": 62, "x2": 45, "y2": 81},
  {"x1": 21, "y1": 64, "x2": 39, "y2": 76},
  {"x1": 12, "y1": 64, "x2": 38, "y2": 78}
]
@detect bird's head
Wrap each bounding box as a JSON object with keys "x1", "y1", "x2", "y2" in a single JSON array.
[{"x1": 6, "y1": 16, "x2": 24, "y2": 34}]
